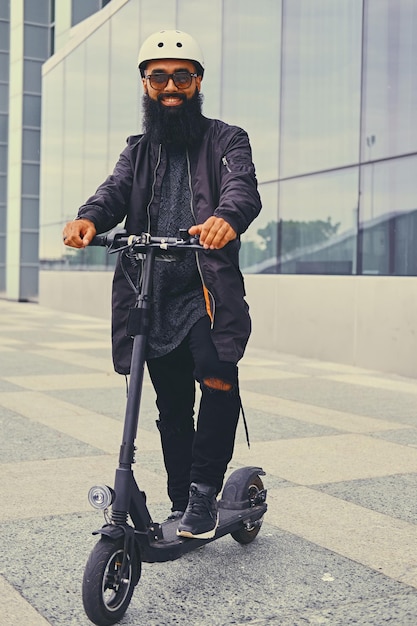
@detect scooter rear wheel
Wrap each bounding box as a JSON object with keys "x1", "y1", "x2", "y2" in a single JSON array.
[
  {"x1": 82, "y1": 536, "x2": 140, "y2": 626},
  {"x1": 231, "y1": 475, "x2": 265, "y2": 545}
]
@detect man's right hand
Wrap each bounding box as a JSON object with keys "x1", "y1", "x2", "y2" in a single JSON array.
[{"x1": 62, "y1": 219, "x2": 97, "y2": 248}]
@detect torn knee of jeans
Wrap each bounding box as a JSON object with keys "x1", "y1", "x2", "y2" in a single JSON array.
[{"x1": 203, "y1": 377, "x2": 233, "y2": 392}]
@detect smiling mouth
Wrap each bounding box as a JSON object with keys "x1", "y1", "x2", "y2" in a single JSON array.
[{"x1": 158, "y1": 94, "x2": 186, "y2": 106}]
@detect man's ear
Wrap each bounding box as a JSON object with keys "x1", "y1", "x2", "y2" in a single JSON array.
[
  {"x1": 196, "y1": 75, "x2": 202, "y2": 92},
  {"x1": 141, "y1": 77, "x2": 148, "y2": 94}
]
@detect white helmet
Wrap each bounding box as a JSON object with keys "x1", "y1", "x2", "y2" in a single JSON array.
[{"x1": 138, "y1": 30, "x2": 205, "y2": 77}]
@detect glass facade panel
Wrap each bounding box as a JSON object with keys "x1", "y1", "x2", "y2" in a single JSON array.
[
  {"x1": 22, "y1": 128, "x2": 41, "y2": 161},
  {"x1": 22, "y1": 163, "x2": 40, "y2": 195},
  {"x1": 23, "y1": 94, "x2": 41, "y2": 126},
  {"x1": 0, "y1": 0, "x2": 10, "y2": 20},
  {"x1": 278, "y1": 169, "x2": 359, "y2": 274},
  {"x1": 24, "y1": 0, "x2": 50, "y2": 24},
  {"x1": 0, "y1": 20, "x2": 9, "y2": 51},
  {"x1": 0, "y1": 113, "x2": 7, "y2": 141},
  {"x1": 107, "y1": 0, "x2": 140, "y2": 166},
  {"x1": 62, "y1": 45, "x2": 85, "y2": 219},
  {"x1": 360, "y1": 155, "x2": 417, "y2": 276},
  {"x1": 280, "y1": 0, "x2": 362, "y2": 178},
  {"x1": 0, "y1": 51, "x2": 9, "y2": 81},
  {"x1": 0, "y1": 82, "x2": 7, "y2": 111},
  {"x1": 23, "y1": 59, "x2": 43, "y2": 93},
  {"x1": 82, "y1": 22, "x2": 110, "y2": 198},
  {"x1": 71, "y1": 0, "x2": 100, "y2": 26},
  {"x1": 40, "y1": 61, "x2": 64, "y2": 262},
  {"x1": 0, "y1": 205, "x2": 6, "y2": 231},
  {"x1": 0, "y1": 173, "x2": 6, "y2": 202},
  {"x1": 362, "y1": 0, "x2": 417, "y2": 160},
  {"x1": 0, "y1": 144, "x2": 6, "y2": 170},
  {"x1": 24, "y1": 24, "x2": 50, "y2": 60},
  {"x1": 21, "y1": 198, "x2": 40, "y2": 229},
  {"x1": 20, "y1": 231, "x2": 39, "y2": 264},
  {"x1": 222, "y1": 0, "x2": 281, "y2": 182},
  {"x1": 241, "y1": 181, "x2": 279, "y2": 273}
]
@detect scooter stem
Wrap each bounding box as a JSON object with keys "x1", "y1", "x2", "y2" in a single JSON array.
[{"x1": 119, "y1": 247, "x2": 156, "y2": 467}]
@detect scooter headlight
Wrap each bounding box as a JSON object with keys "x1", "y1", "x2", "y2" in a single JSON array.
[{"x1": 88, "y1": 485, "x2": 114, "y2": 510}]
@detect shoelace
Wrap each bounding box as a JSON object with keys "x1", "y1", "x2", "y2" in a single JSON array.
[{"x1": 188, "y1": 490, "x2": 215, "y2": 518}]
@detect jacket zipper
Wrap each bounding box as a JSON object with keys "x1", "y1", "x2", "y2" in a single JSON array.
[
  {"x1": 146, "y1": 143, "x2": 162, "y2": 233},
  {"x1": 186, "y1": 149, "x2": 216, "y2": 329},
  {"x1": 222, "y1": 156, "x2": 232, "y2": 172}
]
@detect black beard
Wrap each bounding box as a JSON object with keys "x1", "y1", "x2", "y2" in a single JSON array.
[{"x1": 142, "y1": 90, "x2": 206, "y2": 147}]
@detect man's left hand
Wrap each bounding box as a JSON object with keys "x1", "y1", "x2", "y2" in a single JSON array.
[{"x1": 189, "y1": 216, "x2": 237, "y2": 249}]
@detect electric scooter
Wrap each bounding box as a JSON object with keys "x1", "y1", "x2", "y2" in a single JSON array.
[{"x1": 82, "y1": 230, "x2": 267, "y2": 626}]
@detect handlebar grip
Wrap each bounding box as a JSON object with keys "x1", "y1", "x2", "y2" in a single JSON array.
[{"x1": 89, "y1": 234, "x2": 109, "y2": 246}]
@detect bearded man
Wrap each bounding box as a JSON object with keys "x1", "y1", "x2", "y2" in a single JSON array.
[{"x1": 63, "y1": 30, "x2": 262, "y2": 539}]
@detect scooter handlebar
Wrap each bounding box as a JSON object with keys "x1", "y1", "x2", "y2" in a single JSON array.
[{"x1": 89, "y1": 230, "x2": 202, "y2": 252}]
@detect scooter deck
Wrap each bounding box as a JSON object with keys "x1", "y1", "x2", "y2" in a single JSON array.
[{"x1": 138, "y1": 503, "x2": 267, "y2": 563}]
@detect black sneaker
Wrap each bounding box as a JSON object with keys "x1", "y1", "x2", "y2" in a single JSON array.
[{"x1": 176, "y1": 483, "x2": 219, "y2": 539}]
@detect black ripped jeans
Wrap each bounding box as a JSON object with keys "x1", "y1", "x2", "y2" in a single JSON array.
[{"x1": 146, "y1": 315, "x2": 240, "y2": 512}]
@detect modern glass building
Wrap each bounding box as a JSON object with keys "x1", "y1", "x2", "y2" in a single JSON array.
[
  {"x1": 4, "y1": 0, "x2": 417, "y2": 375},
  {"x1": 0, "y1": 0, "x2": 111, "y2": 300},
  {"x1": 39, "y1": 0, "x2": 417, "y2": 279}
]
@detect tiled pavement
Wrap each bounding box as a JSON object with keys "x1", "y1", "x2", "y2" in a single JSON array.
[{"x1": 1, "y1": 299, "x2": 417, "y2": 625}]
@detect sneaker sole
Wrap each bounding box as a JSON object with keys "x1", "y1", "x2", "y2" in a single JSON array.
[{"x1": 176, "y1": 514, "x2": 219, "y2": 540}]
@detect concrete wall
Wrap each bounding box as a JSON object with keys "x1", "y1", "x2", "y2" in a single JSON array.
[{"x1": 39, "y1": 271, "x2": 417, "y2": 379}]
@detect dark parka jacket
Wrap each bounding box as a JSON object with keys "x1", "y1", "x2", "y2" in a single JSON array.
[{"x1": 77, "y1": 117, "x2": 262, "y2": 374}]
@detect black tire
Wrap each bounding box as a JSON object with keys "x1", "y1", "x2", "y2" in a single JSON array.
[
  {"x1": 231, "y1": 475, "x2": 265, "y2": 545},
  {"x1": 82, "y1": 537, "x2": 140, "y2": 626}
]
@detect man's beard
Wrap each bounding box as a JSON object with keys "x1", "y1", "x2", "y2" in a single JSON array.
[{"x1": 142, "y1": 90, "x2": 205, "y2": 147}]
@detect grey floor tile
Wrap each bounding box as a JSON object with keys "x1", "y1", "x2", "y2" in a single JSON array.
[
  {"x1": 0, "y1": 409, "x2": 104, "y2": 462},
  {"x1": 242, "y1": 378, "x2": 417, "y2": 426},
  {"x1": 0, "y1": 352, "x2": 100, "y2": 377},
  {"x1": 312, "y1": 473, "x2": 417, "y2": 525},
  {"x1": 235, "y1": 408, "x2": 343, "y2": 443}
]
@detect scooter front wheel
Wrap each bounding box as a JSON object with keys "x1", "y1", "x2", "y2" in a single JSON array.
[{"x1": 82, "y1": 537, "x2": 140, "y2": 626}]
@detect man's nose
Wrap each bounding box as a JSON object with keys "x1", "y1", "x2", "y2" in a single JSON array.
[{"x1": 164, "y1": 76, "x2": 178, "y2": 91}]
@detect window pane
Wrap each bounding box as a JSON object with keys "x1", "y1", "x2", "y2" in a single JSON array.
[
  {"x1": 0, "y1": 144, "x2": 7, "y2": 171},
  {"x1": 39, "y1": 61, "x2": 64, "y2": 261},
  {"x1": 222, "y1": 0, "x2": 281, "y2": 182},
  {"x1": 71, "y1": 0, "x2": 100, "y2": 26},
  {"x1": 23, "y1": 59, "x2": 43, "y2": 93},
  {"x1": 0, "y1": 205, "x2": 6, "y2": 232},
  {"x1": 23, "y1": 94, "x2": 41, "y2": 126},
  {"x1": 241, "y1": 181, "x2": 278, "y2": 273},
  {"x1": 22, "y1": 198, "x2": 40, "y2": 229},
  {"x1": 62, "y1": 45, "x2": 85, "y2": 218},
  {"x1": 24, "y1": 24, "x2": 49, "y2": 60},
  {"x1": 0, "y1": 113, "x2": 7, "y2": 141},
  {"x1": 22, "y1": 128, "x2": 41, "y2": 161},
  {"x1": 20, "y1": 231, "x2": 39, "y2": 264},
  {"x1": 24, "y1": 0, "x2": 50, "y2": 24},
  {"x1": 278, "y1": 169, "x2": 359, "y2": 274},
  {"x1": 281, "y1": 0, "x2": 362, "y2": 177},
  {"x1": 360, "y1": 155, "x2": 417, "y2": 276},
  {"x1": 82, "y1": 22, "x2": 110, "y2": 198},
  {"x1": 0, "y1": 51, "x2": 9, "y2": 81},
  {"x1": 0, "y1": 82, "x2": 7, "y2": 112},
  {"x1": 107, "y1": 0, "x2": 140, "y2": 166},
  {"x1": 0, "y1": 20, "x2": 9, "y2": 52},
  {"x1": 362, "y1": 0, "x2": 417, "y2": 159},
  {"x1": 22, "y1": 163, "x2": 40, "y2": 195},
  {"x1": 0, "y1": 1, "x2": 10, "y2": 20},
  {"x1": 0, "y1": 173, "x2": 6, "y2": 202}
]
